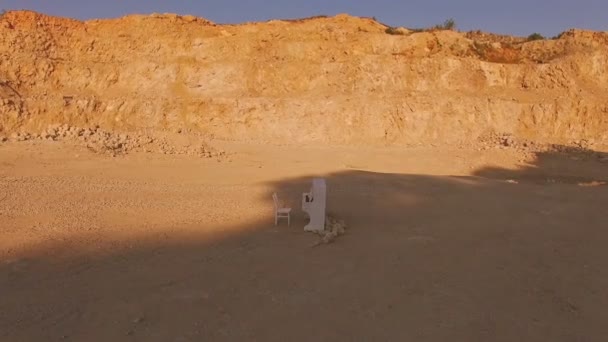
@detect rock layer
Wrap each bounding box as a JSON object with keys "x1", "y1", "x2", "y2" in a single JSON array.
[{"x1": 1, "y1": 10, "x2": 607, "y2": 146}]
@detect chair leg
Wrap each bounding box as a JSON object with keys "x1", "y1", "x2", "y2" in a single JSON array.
[
  {"x1": 274, "y1": 212, "x2": 277, "y2": 226},
  {"x1": 288, "y1": 214, "x2": 290, "y2": 227}
]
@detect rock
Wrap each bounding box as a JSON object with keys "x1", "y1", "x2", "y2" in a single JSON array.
[
  {"x1": 501, "y1": 134, "x2": 514, "y2": 147},
  {"x1": 391, "y1": 27, "x2": 410, "y2": 35},
  {"x1": 182, "y1": 15, "x2": 197, "y2": 23}
]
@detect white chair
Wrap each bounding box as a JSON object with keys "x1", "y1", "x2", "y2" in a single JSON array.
[{"x1": 272, "y1": 192, "x2": 291, "y2": 226}]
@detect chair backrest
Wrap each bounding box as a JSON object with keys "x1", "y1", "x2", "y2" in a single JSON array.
[{"x1": 272, "y1": 193, "x2": 279, "y2": 210}]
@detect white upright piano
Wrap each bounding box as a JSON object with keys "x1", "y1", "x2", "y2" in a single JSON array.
[{"x1": 302, "y1": 178, "x2": 326, "y2": 232}]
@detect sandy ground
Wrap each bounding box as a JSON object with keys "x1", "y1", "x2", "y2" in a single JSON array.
[{"x1": 1, "y1": 139, "x2": 608, "y2": 341}]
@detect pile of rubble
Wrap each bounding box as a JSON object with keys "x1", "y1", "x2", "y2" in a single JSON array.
[
  {"x1": 476, "y1": 132, "x2": 543, "y2": 152},
  {"x1": 0, "y1": 124, "x2": 226, "y2": 159},
  {"x1": 476, "y1": 132, "x2": 606, "y2": 153},
  {"x1": 474, "y1": 132, "x2": 608, "y2": 162},
  {"x1": 311, "y1": 215, "x2": 347, "y2": 247}
]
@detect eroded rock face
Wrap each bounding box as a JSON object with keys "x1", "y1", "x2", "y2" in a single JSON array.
[{"x1": 1, "y1": 10, "x2": 607, "y2": 147}]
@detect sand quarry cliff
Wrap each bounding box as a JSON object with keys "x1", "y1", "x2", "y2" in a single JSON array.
[
  {"x1": 4, "y1": 11, "x2": 608, "y2": 341},
  {"x1": 1, "y1": 10, "x2": 607, "y2": 147}
]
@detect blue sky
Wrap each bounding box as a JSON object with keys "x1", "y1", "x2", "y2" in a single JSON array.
[{"x1": 1, "y1": 0, "x2": 606, "y2": 37}]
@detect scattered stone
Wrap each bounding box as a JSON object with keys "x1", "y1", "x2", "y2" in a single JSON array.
[
  {"x1": 311, "y1": 215, "x2": 347, "y2": 247},
  {"x1": 0, "y1": 125, "x2": 227, "y2": 160},
  {"x1": 501, "y1": 134, "x2": 515, "y2": 147},
  {"x1": 577, "y1": 181, "x2": 606, "y2": 187}
]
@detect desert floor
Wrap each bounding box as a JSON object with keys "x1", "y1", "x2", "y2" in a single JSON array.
[{"x1": 1, "y1": 139, "x2": 608, "y2": 341}]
